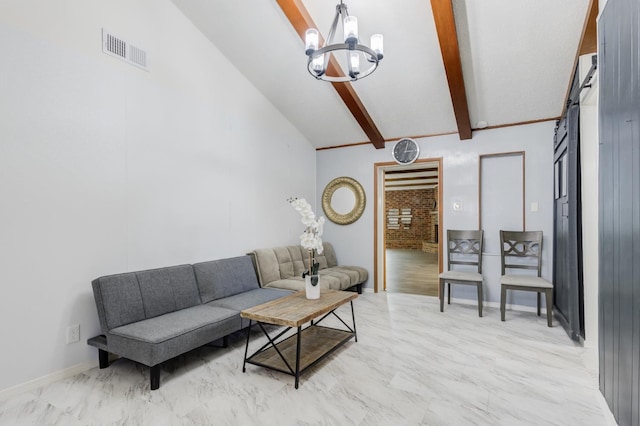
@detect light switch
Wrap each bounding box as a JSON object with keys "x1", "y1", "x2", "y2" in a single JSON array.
[{"x1": 531, "y1": 202, "x2": 539, "y2": 212}]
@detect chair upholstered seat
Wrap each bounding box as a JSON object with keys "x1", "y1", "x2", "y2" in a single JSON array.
[
  {"x1": 439, "y1": 271, "x2": 482, "y2": 282},
  {"x1": 500, "y1": 274, "x2": 553, "y2": 288}
]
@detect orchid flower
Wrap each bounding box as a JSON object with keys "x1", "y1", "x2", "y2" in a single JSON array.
[{"x1": 288, "y1": 197, "x2": 325, "y2": 265}]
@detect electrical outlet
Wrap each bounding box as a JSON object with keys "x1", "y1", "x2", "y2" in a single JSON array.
[{"x1": 66, "y1": 324, "x2": 80, "y2": 344}]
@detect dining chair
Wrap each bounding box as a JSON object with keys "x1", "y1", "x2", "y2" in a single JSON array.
[
  {"x1": 499, "y1": 230, "x2": 553, "y2": 327},
  {"x1": 439, "y1": 230, "x2": 484, "y2": 316}
]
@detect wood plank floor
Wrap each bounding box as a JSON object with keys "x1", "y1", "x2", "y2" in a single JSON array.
[{"x1": 385, "y1": 249, "x2": 439, "y2": 296}]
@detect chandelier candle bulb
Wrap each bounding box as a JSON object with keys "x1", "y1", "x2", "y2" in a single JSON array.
[
  {"x1": 312, "y1": 54, "x2": 325, "y2": 74},
  {"x1": 343, "y1": 16, "x2": 358, "y2": 44},
  {"x1": 350, "y1": 52, "x2": 360, "y2": 75},
  {"x1": 371, "y1": 34, "x2": 384, "y2": 59},
  {"x1": 305, "y1": 28, "x2": 319, "y2": 55}
]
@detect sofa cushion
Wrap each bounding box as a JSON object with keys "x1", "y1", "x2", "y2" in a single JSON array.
[
  {"x1": 273, "y1": 247, "x2": 294, "y2": 279},
  {"x1": 323, "y1": 242, "x2": 339, "y2": 268},
  {"x1": 108, "y1": 305, "x2": 239, "y2": 366},
  {"x1": 252, "y1": 249, "x2": 281, "y2": 286},
  {"x1": 206, "y1": 288, "x2": 293, "y2": 312},
  {"x1": 193, "y1": 256, "x2": 261, "y2": 303},
  {"x1": 262, "y1": 276, "x2": 338, "y2": 291},
  {"x1": 319, "y1": 268, "x2": 359, "y2": 288},
  {"x1": 261, "y1": 277, "x2": 305, "y2": 291},
  {"x1": 287, "y1": 246, "x2": 306, "y2": 277},
  {"x1": 338, "y1": 265, "x2": 369, "y2": 283},
  {"x1": 206, "y1": 288, "x2": 293, "y2": 328},
  {"x1": 302, "y1": 251, "x2": 328, "y2": 270},
  {"x1": 92, "y1": 273, "x2": 145, "y2": 332},
  {"x1": 109, "y1": 305, "x2": 235, "y2": 343},
  {"x1": 317, "y1": 270, "x2": 350, "y2": 289},
  {"x1": 136, "y1": 265, "x2": 201, "y2": 319}
]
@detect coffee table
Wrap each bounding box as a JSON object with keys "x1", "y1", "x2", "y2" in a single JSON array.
[{"x1": 240, "y1": 289, "x2": 358, "y2": 389}]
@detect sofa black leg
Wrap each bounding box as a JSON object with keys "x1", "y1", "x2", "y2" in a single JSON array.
[
  {"x1": 150, "y1": 365, "x2": 160, "y2": 390},
  {"x1": 357, "y1": 284, "x2": 363, "y2": 294},
  {"x1": 222, "y1": 335, "x2": 229, "y2": 348},
  {"x1": 98, "y1": 349, "x2": 109, "y2": 369}
]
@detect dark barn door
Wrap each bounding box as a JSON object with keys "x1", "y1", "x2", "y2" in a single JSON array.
[{"x1": 553, "y1": 67, "x2": 584, "y2": 342}]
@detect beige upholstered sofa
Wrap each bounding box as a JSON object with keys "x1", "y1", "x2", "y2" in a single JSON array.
[{"x1": 249, "y1": 242, "x2": 367, "y2": 293}]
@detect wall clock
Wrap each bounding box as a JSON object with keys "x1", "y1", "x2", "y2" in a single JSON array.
[{"x1": 392, "y1": 138, "x2": 420, "y2": 164}]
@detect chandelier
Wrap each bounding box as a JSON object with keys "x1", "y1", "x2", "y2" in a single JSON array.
[{"x1": 304, "y1": 1, "x2": 383, "y2": 82}]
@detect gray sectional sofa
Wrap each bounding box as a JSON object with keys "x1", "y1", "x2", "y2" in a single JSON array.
[
  {"x1": 88, "y1": 255, "x2": 291, "y2": 390},
  {"x1": 249, "y1": 242, "x2": 368, "y2": 293}
]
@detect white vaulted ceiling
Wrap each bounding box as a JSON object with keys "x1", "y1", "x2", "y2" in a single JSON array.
[{"x1": 171, "y1": 0, "x2": 592, "y2": 149}]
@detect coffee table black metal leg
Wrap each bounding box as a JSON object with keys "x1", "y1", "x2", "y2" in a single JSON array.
[
  {"x1": 243, "y1": 320, "x2": 252, "y2": 373},
  {"x1": 351, "y1": 301, "x2": 358, "y2": 343},
  {"x1": 295, "y1": 325, "x2": 302, "y2": 389}
]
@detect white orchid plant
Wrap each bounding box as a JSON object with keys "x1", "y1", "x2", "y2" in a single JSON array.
[{"x1": 288, "y1": 197, "x2": 325, "y2": 286}]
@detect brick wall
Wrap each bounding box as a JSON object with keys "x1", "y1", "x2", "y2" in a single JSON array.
[{"x1": 385, "y1": 187, "x2": 438, "y2": 249}]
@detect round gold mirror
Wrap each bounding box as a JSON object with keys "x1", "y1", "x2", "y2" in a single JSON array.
[{"x1": 322, "y1": 177, "x2": 366, "y2": 225}]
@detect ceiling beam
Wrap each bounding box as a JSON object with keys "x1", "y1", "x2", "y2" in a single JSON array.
[
  {"x1": 430, "y1": 0, "x2": 472, "y2": 140},
  {"x1": 579, "y1": 0, "x2": 598, "y2": 55},
  {"x1": 276, "y1": 0, "x2": 386, "y2": 149},
  {"x1": 560, "y1": 0, "x2": 598, "y2": 119},
  {"x1": 386, "y1": 178, "x2": 438, "y2": 186},
  {"x1": 386, "y1": 170, "x2": 439, "y2": 179},
  {"x1": 386, "y1": 185, "x2": 438, "y2": 191}
]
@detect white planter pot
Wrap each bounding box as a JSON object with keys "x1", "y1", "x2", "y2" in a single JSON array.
[{"x1": 305, "y1": 275, "x2": 320, "y2": 299}]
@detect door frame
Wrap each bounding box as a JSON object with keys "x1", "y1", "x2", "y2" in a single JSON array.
[{"x1": 373, "y1": 158, "x2": 443, "y2": 293}]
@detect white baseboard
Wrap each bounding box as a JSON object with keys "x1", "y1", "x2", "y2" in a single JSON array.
[
  {"x1": 450, "y1": 297, "x2": 549, "y2": 314},
  {"x1": 371, "y1": 290, "x2": 549, "y2": 314},
  {"x1": 0, "y1": 360, "x2": 97, "y2": 402}
]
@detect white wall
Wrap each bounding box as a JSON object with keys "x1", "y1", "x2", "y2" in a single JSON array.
[
  {"x1": 579, "y1": 53, "x2": 599, "y2": 347},
  {"x1": 317, "y1": 122, "x2": 555, "y2": 307},
  {"x1": 600, "y1": 0, "x2": 609, "y2": 13},
  {"x1": 0, "y1": 0, "x2": 315, "y2": 392}
]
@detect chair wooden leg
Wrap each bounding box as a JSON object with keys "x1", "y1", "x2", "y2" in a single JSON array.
[
  {"x1": 545, "y1": 289, "x2": 553, "y2": 327},
  {"x1": 537, "y1": 292, "x2": 541, "y2": 316},
  {"x1": 439, "y1": 279, "x2": 445, "y2": 312},
  {"x1": 500, "y1": 285, "x2": 507, "y2": 321},
  {"x1": 447, "y1": 283, "x2": 451, "y2": 305},
  {"x1": 477, "y1": 283, "x2": 483, "y2": 317}
]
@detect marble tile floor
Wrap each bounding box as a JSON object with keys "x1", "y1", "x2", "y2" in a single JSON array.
[{"x1": 0, "y1": 292, "x2": 618, "y2": 426}]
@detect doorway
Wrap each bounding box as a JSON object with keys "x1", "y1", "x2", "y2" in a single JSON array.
[{"x1": 374, "y1": 159, "x2": 443, "y2": 294}]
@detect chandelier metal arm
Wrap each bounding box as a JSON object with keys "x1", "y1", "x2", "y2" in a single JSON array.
[
  {"x1": 325, "y1": 4, "x2": 342, "y2": 46},
  {"x1": 307, "y1": 43, "x2": 379, "y2": 82}
]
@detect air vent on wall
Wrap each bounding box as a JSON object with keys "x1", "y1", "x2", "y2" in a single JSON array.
[{"x1": 102, "y1": 28, "x2": 148, "y2": 71}]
